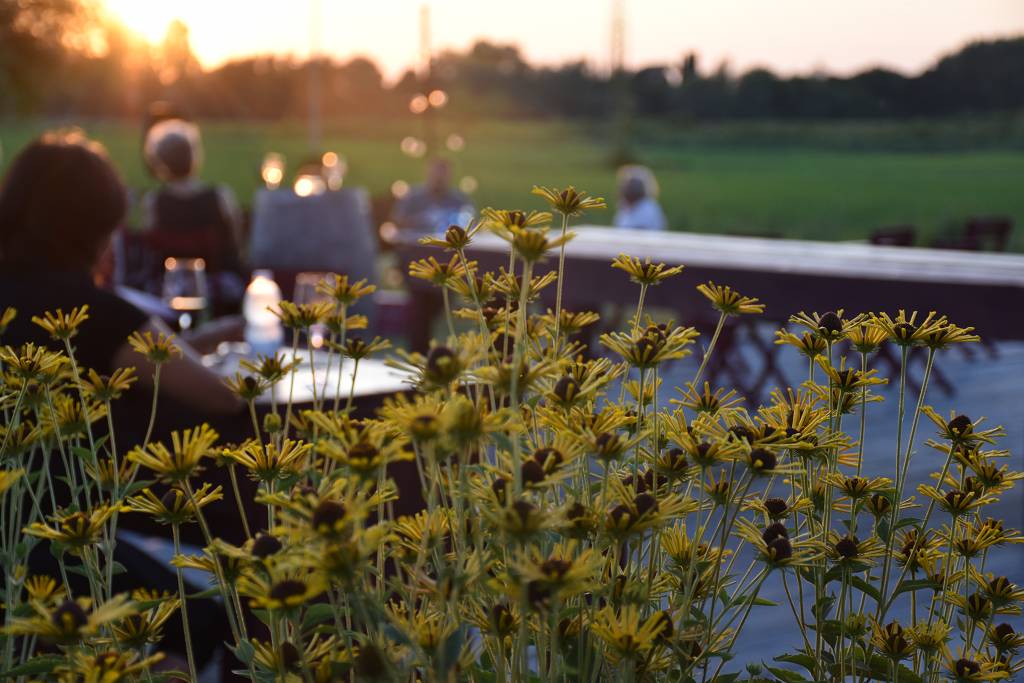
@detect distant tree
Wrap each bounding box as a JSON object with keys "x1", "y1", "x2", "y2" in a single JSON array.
[{"x1": 0, "y1": 0, "x2": 97, "y2": 112}]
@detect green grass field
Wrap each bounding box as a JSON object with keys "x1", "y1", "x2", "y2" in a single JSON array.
[{"x1": 2, "y1": 117, "x2": 1023, "y2": 250}]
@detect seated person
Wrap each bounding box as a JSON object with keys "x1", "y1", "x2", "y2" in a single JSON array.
[
  {"x1": 0, "y1": 130, "x2": 241, "y2": 669},
  {"x1": 142, "y1": 118, "x2": 245, "y2": 311},
  {"x1": 613, "y1": 164, "x2": 668, "y2": 231},
  {"x1": 391, "y1": 157, "x2": 473, "y2": 234}
]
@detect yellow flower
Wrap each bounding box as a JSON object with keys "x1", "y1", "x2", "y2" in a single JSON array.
[
  {"x1": 3, "y1": 594, "x2": 136, "y2": 645},
  {"x1": 408, "y1": 254, "x2": 474, "y2": 288},
  {"x1": 0, "y1": 468, "x2": 24, "y2": 496},
  {"x1": 126, "y1": 424, "x2": 219, "y2": 482},
  {"x1": 241, "y1": 353, "x2": 301, "y2": 384},
  {"x1": 419, "y1": 220, "x2": 482, "y2": 251},
  {"x1": 590, "y1": 605, "x2": 669, "y2": 664},
  {"x1": 871, "y1": 619, "x2": 915, "y2": 661},
  {"x1": 481, "y1": 207, "x2": 552, "y2": 230},
  {"x1": 228, "y1": 439, "x2": 311, "y2": 483},
  {"x1": 24, "y1": 505, "x2": 118, "y2": 553},
  {"x1": 789, "y1": 310, "x2": 860, "y2": 343},
  {"x1": 846, "y1": 322, "x2": 889, "y2": 354},
  {"x1": 774, "y1": 329, "x2": 828, "y2": 359},
  {"x1": 316, "y1": 273, "x2": 376, "y2": 306},
  {"x1": 24, "y1": 574, "x2": 60, "y2": 601},
  {"x1": 496, "y1": 224, "x2": 574, "y2": 264},
  {"x1": 0, "y1": 306, "x2": 16, "y2": 336},
  {"x1": 238, "y1": 567, "x2": 327, "y2": 611},
  {"x1": 112, "y1": 589, "x2": 180, "y2": 648},
  {"x1": 57, "y1": 649, "x2": 164, "y2": 681},
  {"x1": 31, "y1": 306, "x2": 90, "y2": 340},
  {"x1": 0, "y1": 343, "x2": 68, "y2": 383},
  {"x1": 491, "y1": 267, "x2": 558, "y2": 304},
  {"x1": 600, "y1": 324, "x2": 698, "y2": 369},
  {"x1": 275, "y1": 300, "x2": 333, "y2": 329},
  {"x1": 82, "y1": 367, "x2": 137, "y2": 402},
  {"x1": 127, "y1": 330, "x2": 181, "y2": 364},
  {"x1": 123, "y1": 483, "x2": 223, "y2": 525},
  {"x1": 696, "y1": 281, "x2": 765, "y2": 316},
  {"x1": 224, "y1": 373, "x2": 268, "y2": 402},
  {"x1": 611, "y1": 254, "x2": 684, "y2": 287},
  {"x1": 531, "y1": 185, "x2": 606, "y2": 217},
  {"x1": 337, "y1": 335, "x2": 391, "y2": 361},
  {"x1": 870, "y1": 310, "x2": 946, "y2": 347}
]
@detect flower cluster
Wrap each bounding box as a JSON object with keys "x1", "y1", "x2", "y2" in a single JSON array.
[{"x1": 0, "y1": 184, "x2": 1019, "y2": 683}]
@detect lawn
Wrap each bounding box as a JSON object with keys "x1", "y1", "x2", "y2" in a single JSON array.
[{"x1": 2, "y1": 116, "x2": 1022, "y2": 250}]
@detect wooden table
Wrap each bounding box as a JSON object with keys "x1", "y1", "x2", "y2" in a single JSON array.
[{"x1": 396, "y1": 226, "x2": 1024, "y2": 347}]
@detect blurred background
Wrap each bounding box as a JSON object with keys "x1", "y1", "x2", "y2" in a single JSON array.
[{"x1": 1, "y1": 0, "x2": 1023, "y2": 250}]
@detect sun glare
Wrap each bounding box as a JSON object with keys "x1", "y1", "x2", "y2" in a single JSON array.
[{"x1": 103, "y1": 0, "x2": 180, "y2": 44}]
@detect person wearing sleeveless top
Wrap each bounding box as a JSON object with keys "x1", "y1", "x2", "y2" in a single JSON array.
[{"x1": 142, "y1": 119, "x2": 245, "y2": 311}]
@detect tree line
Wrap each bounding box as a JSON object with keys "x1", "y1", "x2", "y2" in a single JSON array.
[{"x1": 2, "y1": 0, "x2": 1022, "y2": 120}]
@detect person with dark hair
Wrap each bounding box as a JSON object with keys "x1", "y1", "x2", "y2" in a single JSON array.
[
  {"x1": 0, "y1": 129, "x2": 241, "y2": 673},
  {"x1": 142, "y1": 118, "x2": 245, "y2": 310},
  {"x1": 391, "y1": 157, "x2": 473, "y2": 234}
]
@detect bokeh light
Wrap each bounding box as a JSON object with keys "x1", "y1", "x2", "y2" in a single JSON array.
[
  {"x1": 446, "y1": 134, "x2": 465, "y2": 151},
  {"x1": 428, "y1": 89, "x2": 448, "y2": 108},
  {"x1": 391, "y1": 180, "x2": 410, "y2": 198},
  {"x1": 409, "y1": 94, "x2": 429, "y2": 114},
  {"x1": 459, "y1": 176, "x2": 479, "y2": 193}
]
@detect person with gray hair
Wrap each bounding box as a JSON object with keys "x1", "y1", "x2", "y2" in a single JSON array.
[
  {"x1": 141, "y1": 118, "x2": 245, "y2": 309},
  {"x1": 613, "y1": 164, "x2": 668, "y2": 231}
]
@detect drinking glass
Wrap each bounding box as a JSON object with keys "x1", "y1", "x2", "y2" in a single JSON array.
[
  {"x1": 162, "y1": 257, "x2": 209, "y2": 331},
  {"x1": 293, "y1": 271, "x2": 331, "y2": 349}
]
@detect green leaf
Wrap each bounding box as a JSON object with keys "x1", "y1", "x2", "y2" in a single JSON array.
[
  {"x1": 894, "y1": 578, "x2": 940, "y2": 596},
  {"x1": 849, "y1": 575, "x2": 881, "y2": 603},
  {"x1": 2, "y1": 654, "x2": 65, "y2": 677},
  {"x1": 302, "y1": 603, "x2": 335, "y2": 629},
  {"x1": 232, "y1": 639, "x2": 256, "y2": 665},
  {"x1": 774, "y1": 652, "x2": 819, "y2": 676},
  {"x1": 765, "y1": 665, "x2": 811, "y2": 682}
]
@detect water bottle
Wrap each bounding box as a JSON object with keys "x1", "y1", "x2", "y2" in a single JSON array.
[{"x1": 244, "y1": 270, "x2": 283, "y2": 356}]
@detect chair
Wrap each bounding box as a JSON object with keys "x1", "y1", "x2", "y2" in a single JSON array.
[
  {"x1": 249, "y1": 187, "x2": 379, "y2": 319},
  {"x1": 869, "y1": 225, "x2": 916, "y2": 247},
  {"x1": 931, "y1": 216, "x2": 1014, "y2": 252},
  {"x1": 965, "y1": 216, "x2": 1013, "y2": 252}
]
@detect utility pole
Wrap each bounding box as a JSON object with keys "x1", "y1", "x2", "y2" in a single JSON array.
[
  {"x1": 419, "y1": 3, "x2": 438, "y2": 156},
  {"x1": 308, "y1": 0, "x2": 323, "y2": 151},
  {"x1": 609, "y1": 0, "x2": 633, "y2": 165}
]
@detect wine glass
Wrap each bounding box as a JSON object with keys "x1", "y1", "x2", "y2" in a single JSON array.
[
  {"x1": 293, "y1": 271, "x2": 331, "y2": 349},
  {"x1": 162, "y1": 257, "x2": 209, "y2": 332}
]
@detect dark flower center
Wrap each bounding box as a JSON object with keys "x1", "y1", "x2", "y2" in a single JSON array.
[
  {"x1": 954, "y1": 659, "x2": 980, "y2": 676},
  {"x1": 52, "y1": 600, "x2": 88, "y2": 632},
  {"x1": 947, "y1": 414, "x2": 973, "y2": 435},
  {"x1": 311, "y1": 500, "x2": 347, "y2": 530},
  {"x1": 521, "y1": 460, "x2": 546, "y2": 485},
  {"x1": 532, "y1": 447, "x2": 563, "y2": 470},
  {"x1": 764, "y1": 498, "x2": 788, "y2": 517},
  {"x1": 817, "y1": 311, "x2": 843, "y2": 335},
  {"x1": 835, "y1": 536, "x2": 860, "y2": 558},
  {"x1": 553, "y1": 376, "x2": 580, "y2": 403},
  {"x1": 762, "y1": 522, "x2": 789, "y2": 545},
  {"x1": 269, "y1": 579, "x2": 307, "y2": 602},
  {"x1": 426, "y1": 346, "x2": 457, "y2": 379},
  {"x1": 767, "y1": 537, "x2": 792, "y2": 561},
  {"x1": 527, "y1": 580, "x2": 551, "y2": 607},
  {"x1": 491, "y1": 478, "x2": 509, "y2": 503},
  {"x1": 280, "y1": 641, "x2": 301, "y2": 669},
  {"x1": 634, "y1": 493, "x2": 658, "y2": 517},
  {"x1": 355, "y1": 643, "x2": 386, "y2": 678},
  {"x1": 512, "y1": 500, "x2": 535, "y2": 526},
  {"x1": 252, "y1": 533, "x2": 283, "y2": 558},
  {"x1": 749, "y1": 448, "x2": 776, "y2": 471},
  {"x1": 540, "y1": 558, "x2": 572, "y2": 579},
  {"x1": 994, "y1": 623, "x2": 1016, "y2": 639}
]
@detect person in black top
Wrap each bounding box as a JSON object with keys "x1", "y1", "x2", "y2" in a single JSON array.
[
  {"x1": 142, "y1": 118, "x2": 245, "y2": 312},
  {"x1": 0, "y1": 130, "x2": 241, "y2": 672}
]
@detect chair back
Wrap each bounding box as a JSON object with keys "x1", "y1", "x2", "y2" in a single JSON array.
[{"x1": 249, "y1": 188, "x2": 378, "y2": 317}]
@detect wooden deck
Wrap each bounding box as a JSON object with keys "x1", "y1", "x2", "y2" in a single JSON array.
[{"x1": 395, "y1": 226, "x2": 1024, "y2": 347}]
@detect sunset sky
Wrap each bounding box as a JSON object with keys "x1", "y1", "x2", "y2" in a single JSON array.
[{"x1": 102, "y1": 0, "x2": 1024, "y2": 79}]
